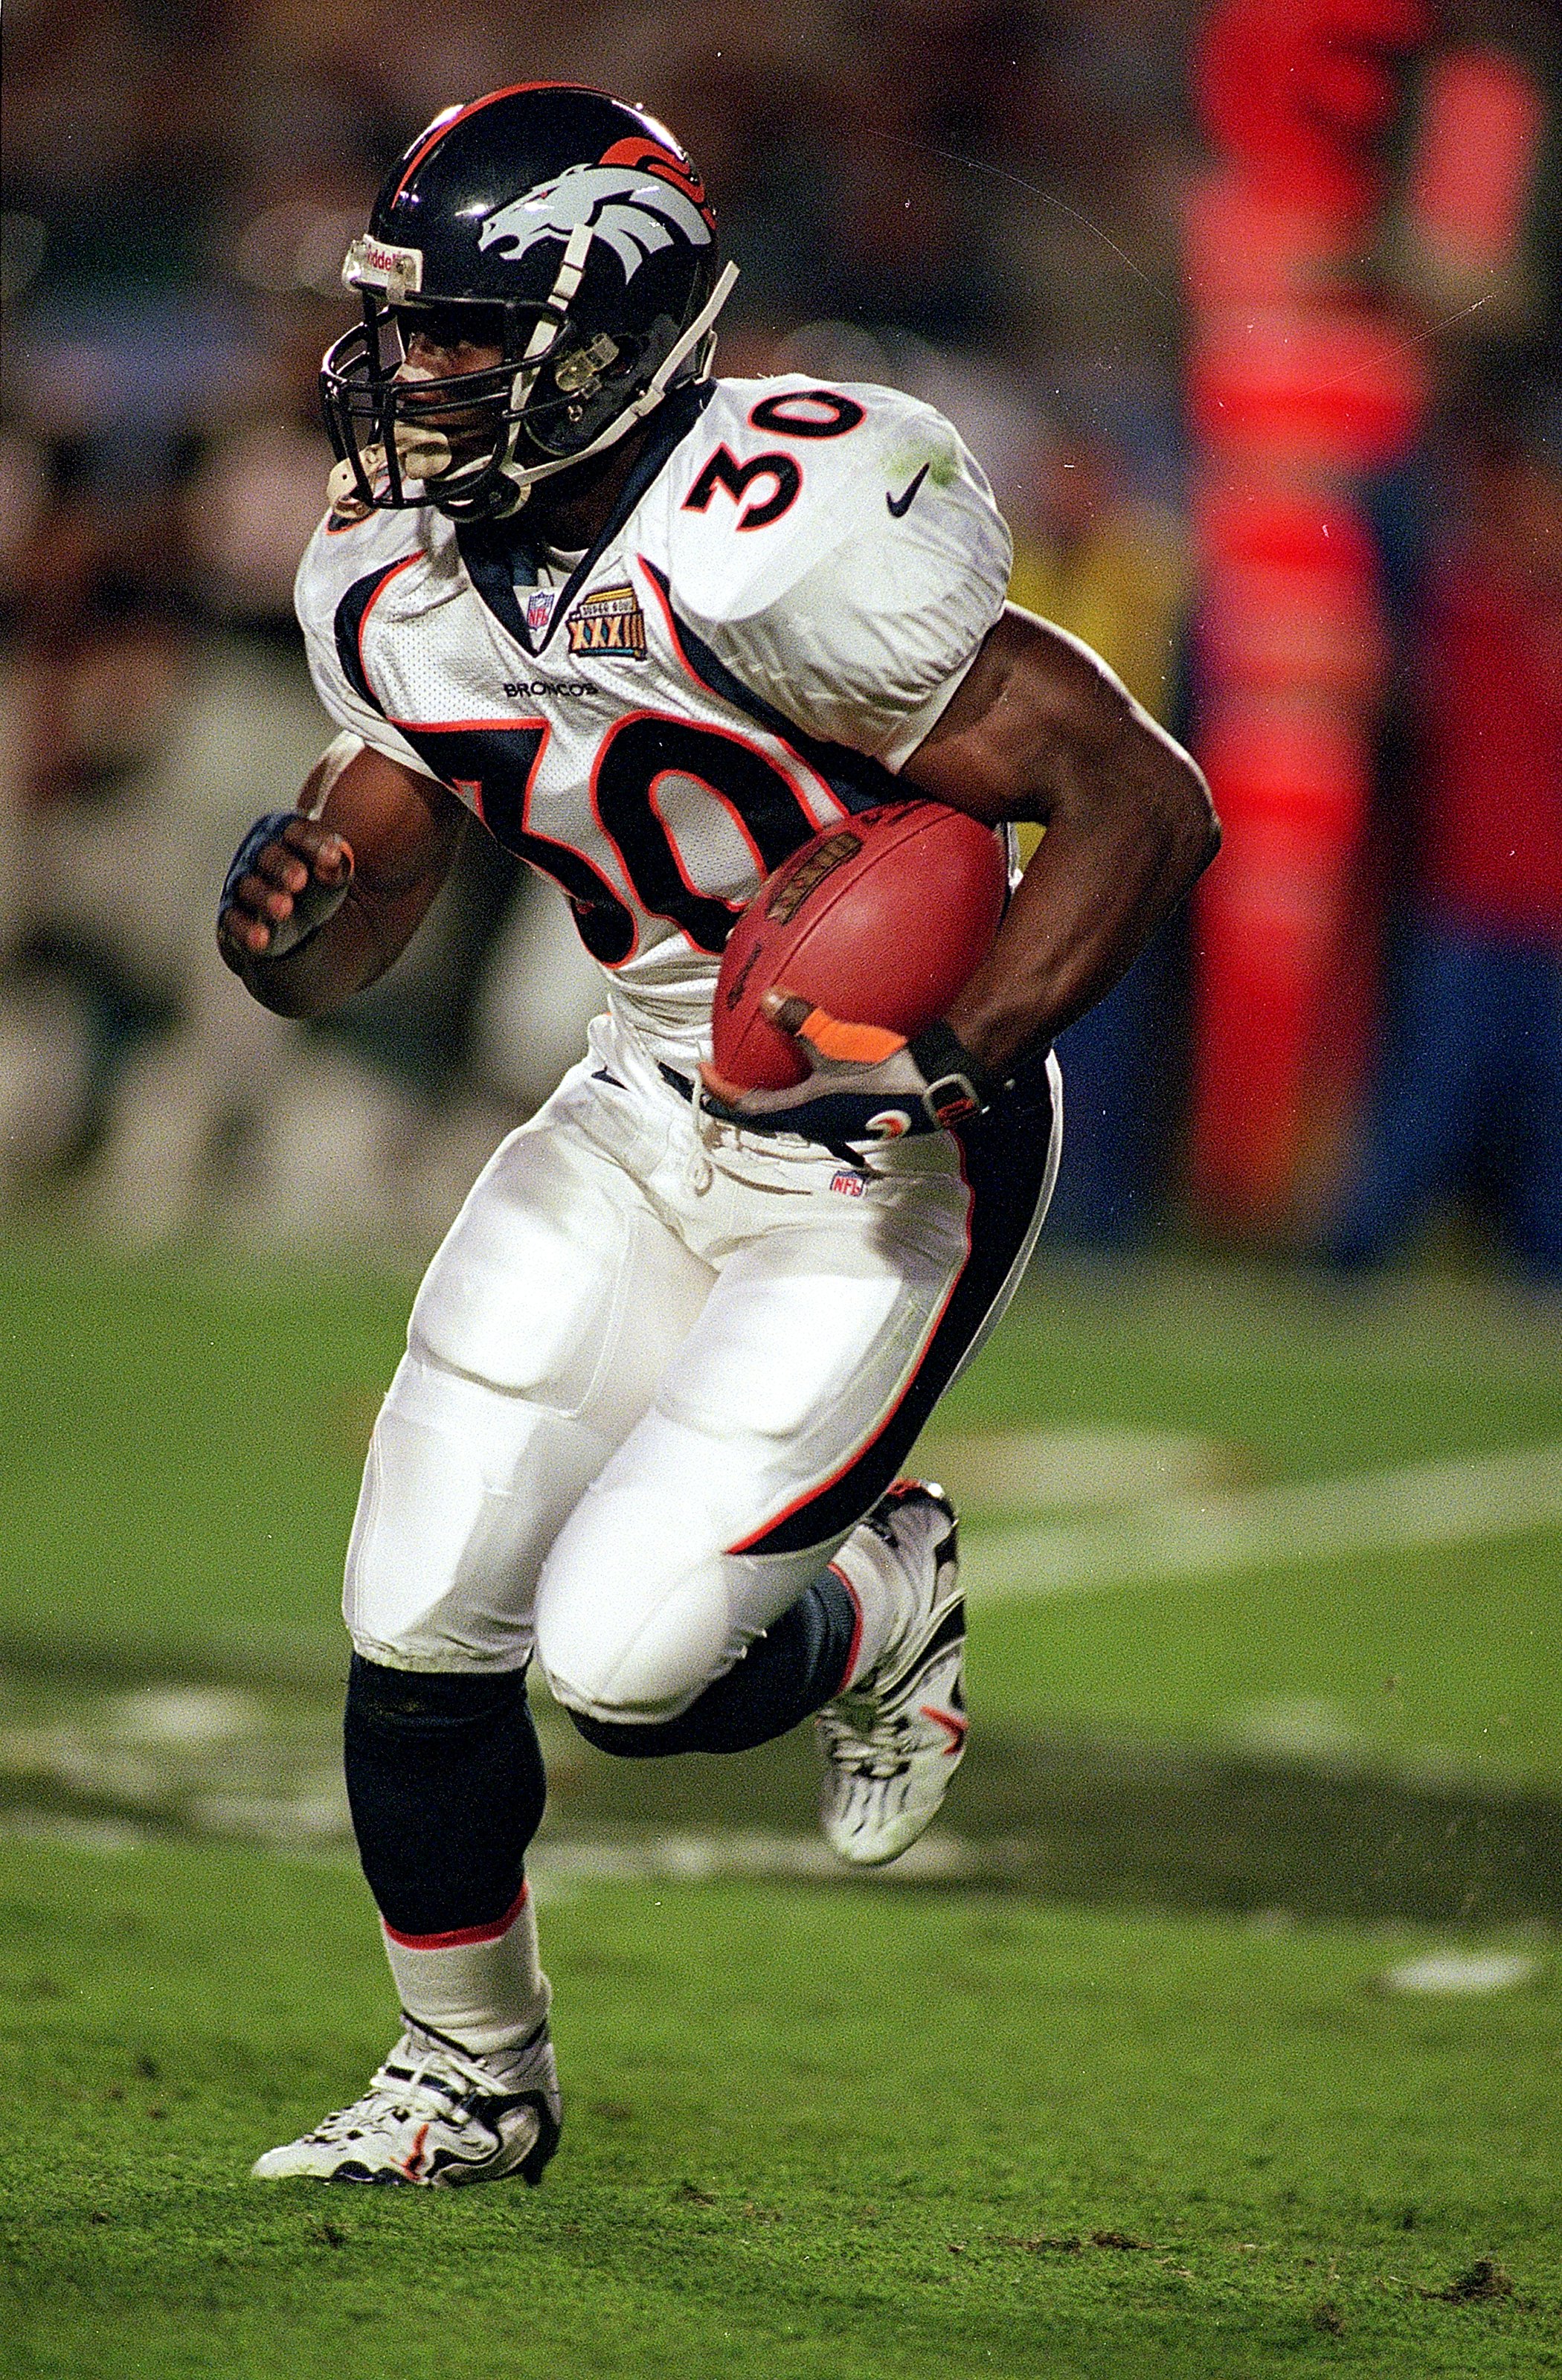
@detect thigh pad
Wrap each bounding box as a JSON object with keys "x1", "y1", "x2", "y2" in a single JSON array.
[{"x1": 410, "y1": 1121, "x2": 705, "y2": 1427}]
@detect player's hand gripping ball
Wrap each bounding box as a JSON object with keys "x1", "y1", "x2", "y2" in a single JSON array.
[{"x1": 699, "y1": 800, "x2": 1006, "y2": 1151}]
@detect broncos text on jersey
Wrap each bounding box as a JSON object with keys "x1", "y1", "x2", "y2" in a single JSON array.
[{"x1": 294, "y1": 374, "x2": 1012, "y2": 1072}]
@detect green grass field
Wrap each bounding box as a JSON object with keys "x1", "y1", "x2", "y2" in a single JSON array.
[{"x1": 1, "y1": 1241, "x2": 1559, "y2": 2377}]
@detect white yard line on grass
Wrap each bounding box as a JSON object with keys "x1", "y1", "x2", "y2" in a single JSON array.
[
  {"x1": 961, "y1": 1441, "x2": 1562, "y2": 1604},
  {"x1": 1381, "y1": 1952, "x2": 1538, "y2": 1995},
  {"x1": 914, "y1": 1425, "x2": 1235, "y2": 1511}
]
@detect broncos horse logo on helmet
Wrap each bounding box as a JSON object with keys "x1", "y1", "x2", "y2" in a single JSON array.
[
  {"x1": 478, "y1": 163, "x2": 713, "y2": 280},
  {"x1": 321, "y1": 85, "x2": 736, "y2": 522}
]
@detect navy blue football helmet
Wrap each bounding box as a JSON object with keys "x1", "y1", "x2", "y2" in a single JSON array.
[{"x1": 321, "y1": 84, "x2": 736, "y2": 520}]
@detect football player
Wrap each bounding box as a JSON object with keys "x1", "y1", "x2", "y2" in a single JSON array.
[{"x1": 219, "y1": 84, "x2": 1218, "y2": 2188}]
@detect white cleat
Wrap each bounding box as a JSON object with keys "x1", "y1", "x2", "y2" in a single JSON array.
[
  {"x1": 251, "y1": 2017, "x2": 561, "y2": 2187},
  {"x1": 817, "y1": 1480, "x2": 967, "y2": 1867}
]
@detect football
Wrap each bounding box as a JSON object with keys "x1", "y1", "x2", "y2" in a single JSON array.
[{"x1": 710, "y1": 800, "x2": 1008, "y2": 1090}]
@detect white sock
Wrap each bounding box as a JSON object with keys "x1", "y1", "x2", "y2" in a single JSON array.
[
  {"x1": 381, "y1": 1884, "x2": 551, "y2": 2069},
  {"x1": 828, "y1": 1519, "x2": 916, "y2": 1689}
]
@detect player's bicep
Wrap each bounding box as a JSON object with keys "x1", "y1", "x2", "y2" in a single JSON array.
[{"x1": 901, "y1": 605, "x2": 1146, "y2": 826}]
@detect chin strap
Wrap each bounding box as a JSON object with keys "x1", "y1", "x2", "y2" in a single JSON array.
[
  {"x1": 492, "y1": 258, "x2": 741, "y2": 514},
  {"x1": 326, "y1": 449, "x2": 382, "y2": 519}
]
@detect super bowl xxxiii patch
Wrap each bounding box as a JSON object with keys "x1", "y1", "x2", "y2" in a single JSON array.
[{"x1": 566, "y1": 582, "x2": 646, "y2": 660}]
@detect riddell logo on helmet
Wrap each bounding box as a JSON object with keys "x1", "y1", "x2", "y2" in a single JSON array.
[{"x1": 343, "y1": 235, "x2": 423, "y2": 294}]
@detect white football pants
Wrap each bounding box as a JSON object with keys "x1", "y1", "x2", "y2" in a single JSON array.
[{"x1": 344, "y1": 1013, "x2": 1061, "y2": 1726}]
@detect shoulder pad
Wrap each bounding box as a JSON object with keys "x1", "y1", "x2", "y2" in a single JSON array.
[
  {"x1": 652, "y1": 376, "x2": 974, "y2": 623},
  {"x1": 294, "y1": 503, "x2": 441, "y2": 642},
  {"x1": 640, "y1": 375, "x2": 1010, "y2": 767}
]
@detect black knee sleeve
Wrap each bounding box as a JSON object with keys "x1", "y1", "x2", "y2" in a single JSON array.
[
  {"x1": 567, "y1": 1571, "x2": 858, "y2": 1759},
  {"x1": 344, "y1": 1656, "x2": 547, "y2": 1937}
]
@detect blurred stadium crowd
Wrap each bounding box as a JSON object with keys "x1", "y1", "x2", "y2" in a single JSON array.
[{"x1": 1, "y1": 0, "x2": 1559, "y2": 1267}]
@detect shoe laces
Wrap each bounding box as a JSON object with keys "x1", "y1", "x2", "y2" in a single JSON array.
[
  {"x1": 816, "y1": 1696, "x2": 919, "y2": 1780},
  {"x1": 309, "y1": 2033, "x2": 497, "y2": 2141}
]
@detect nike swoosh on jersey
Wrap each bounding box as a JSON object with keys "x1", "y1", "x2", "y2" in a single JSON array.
[{"x1": 885, "y1": 464, "x2": 931, "y2": 518}]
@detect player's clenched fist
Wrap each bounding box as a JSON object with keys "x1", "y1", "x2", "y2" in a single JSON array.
[{"x1": 216, "y1": 812, "x2": 355, "y2": 967}]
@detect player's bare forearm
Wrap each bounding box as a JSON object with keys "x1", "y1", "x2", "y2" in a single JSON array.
[
  {"x1": 218, "y1": 742, "x2": 466, "y2": 1019},
  {"x1": 903, "y1": 605, "x2": 1219, "y2": 1078}
]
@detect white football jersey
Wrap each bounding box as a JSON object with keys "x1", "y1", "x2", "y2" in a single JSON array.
[{"x1": 294, "y1": 373, "x2": 1012, "y2": 1070}]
